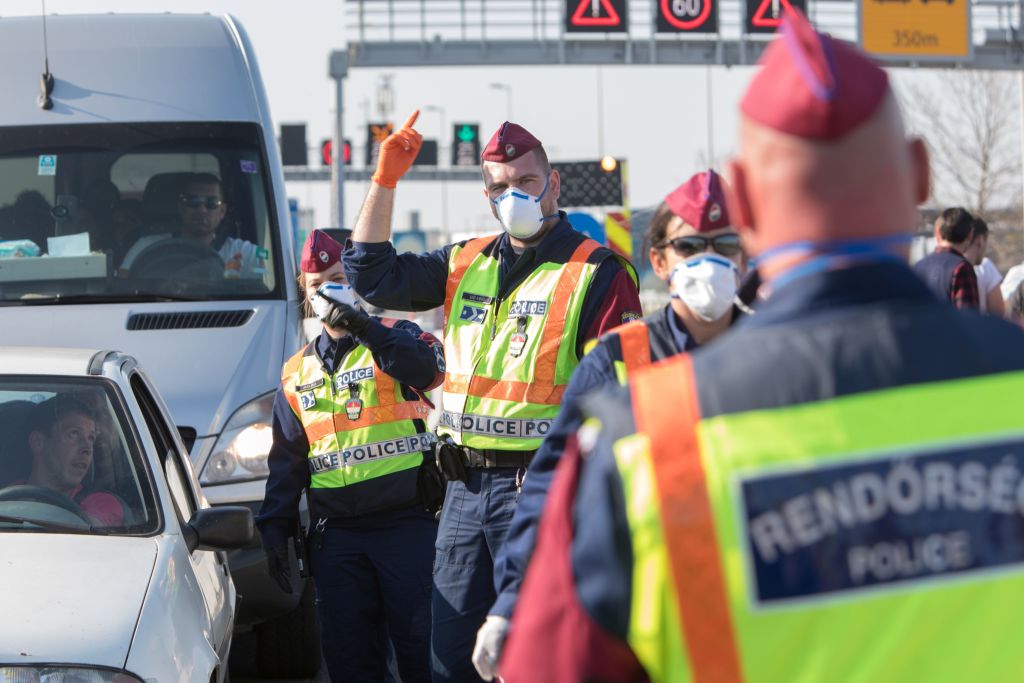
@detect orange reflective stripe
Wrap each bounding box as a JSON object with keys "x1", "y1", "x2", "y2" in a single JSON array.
[
  {"x1": 615, "y1": 321, "x2": 651, "y2": 374},
  {"x1": 531, "y1": 240, "x2": 599, "y2": 386},
  {"x1": 302, "y1": 402, "x2": 431, "y2": 442},
  {"x1": 443, "y1": 235, "x2": 498, "y2": 327},
  {"x1": 444, "y1": 373, "x2": 566, "y2": 405},
  {"x1": 632, "y1": 355, "x2": 744, "y2": 683}
]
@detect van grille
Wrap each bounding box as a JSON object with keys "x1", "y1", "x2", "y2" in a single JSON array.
[{"x1": 126, "y1": 310, "x2": 254, "y2": 331}]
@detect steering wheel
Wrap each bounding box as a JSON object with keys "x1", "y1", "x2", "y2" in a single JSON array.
[
  {"x1": 0, "y1": 484, "x2": 93, "y2": 523},
  {"x1": 129, "y1": 238, "x2": 224, "y2": 281}
]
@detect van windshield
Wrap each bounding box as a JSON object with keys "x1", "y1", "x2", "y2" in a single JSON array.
[{"x1": 0, "y1": 122, "x2": 282, "y2": 304}]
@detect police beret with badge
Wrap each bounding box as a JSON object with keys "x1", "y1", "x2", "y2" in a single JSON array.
[
  {"x1": 300, "y1": 228, "x2": 343, "y2": 274},
  {"x1": 664, "y1": 169, "x2": 731, "y2": 233},
  {"x1": 481, "y1": 121, "x2": 543, "y2": 163}
]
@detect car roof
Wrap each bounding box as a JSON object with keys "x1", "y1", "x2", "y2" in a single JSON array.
[{"x1": 0, "y1": 347, "x2": 115, "y2": 376}]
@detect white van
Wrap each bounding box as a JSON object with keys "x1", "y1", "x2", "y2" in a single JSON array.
[{"x1": 0, "y1": 13, "x2": 317, "y2": 677}]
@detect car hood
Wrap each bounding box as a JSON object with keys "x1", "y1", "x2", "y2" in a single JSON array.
[
  {"x1": 2, "y1": 301, "x2": 292, "y2": 436},
  {"x1": 0, "y1": 534, "x2": 157, "y2": 667}
]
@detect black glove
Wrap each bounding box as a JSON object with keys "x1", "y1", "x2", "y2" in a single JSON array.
[
  {"x1": 418, "y1": 455, "x2": 447, "y2": 517},
  {"x1": 323, "y1": 300, "x2": 371, "y2": 337},
  {"x1": 436, "y1": 440, "x2": 469, "y2": 484},
  {"x1": 265, "y1": 545, "x2": 293, "y2": 594}
]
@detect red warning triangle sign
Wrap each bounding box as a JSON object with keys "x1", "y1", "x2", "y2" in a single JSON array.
[
  {"x1": 751, "y1": 0, "x2": 793, "y2": 28},
  {"x1": 570, "y1": 0, "x2": 622, "y2": 27}
]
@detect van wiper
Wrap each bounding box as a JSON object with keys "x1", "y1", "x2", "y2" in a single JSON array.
[
  {"x1": 9, "y1": 292, "x2": 213, "y2": 305},
  {"x1": 0, "y1": 513, "x2": 106, "y2": 534}
]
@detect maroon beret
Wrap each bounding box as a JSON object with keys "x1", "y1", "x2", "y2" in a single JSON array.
[
  {"x1": 664, "y1": 170, "x2": 731, "y2": 233},
  {"x1": 740, "y1": 9, "x2": 889, "y2": 141},
  {"x1": 481, "y1": 122, "x2": 542, "y2": 163},
  {"x1": 300, "y1": 229, "x2": 343, "y2": 273}
]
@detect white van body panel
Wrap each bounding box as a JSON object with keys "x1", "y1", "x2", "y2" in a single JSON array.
[
  {"x1": 0, "y1": 13, "x2": 300, "y2": 482},
  {"x1": 1, "y1": 302, "x2": 288, "y2": 437}
]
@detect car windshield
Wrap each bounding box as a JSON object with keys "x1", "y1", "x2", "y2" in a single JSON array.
[
  {"x1": 0, "y1": 378, "x2": 159, "y2": 535},
  {"x1": 0, "y1": 122, "x2": 281, "y2": 304}
]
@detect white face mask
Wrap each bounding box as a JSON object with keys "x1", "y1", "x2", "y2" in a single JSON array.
[
  {"x1": 309, "y1": 282, "x2": 358, "y2": 320},
  {"x1": 491, "y1": 174, "x2": 557, "y2": 240},
  {"x1": 671, "y1": 254, "x2": 739, "y2": 322}
]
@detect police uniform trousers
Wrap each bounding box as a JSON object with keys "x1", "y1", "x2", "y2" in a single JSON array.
[
  {"x1": 311, "y1": 505, "x2": 438, "y2": 682},
  {"x1": 431, "y1": 468, "x2": 520, "y2": 682}
]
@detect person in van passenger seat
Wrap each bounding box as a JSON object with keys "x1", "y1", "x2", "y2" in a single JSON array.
[{"x1": 9, "y1": 395, "x2": 125, "y2": 526}]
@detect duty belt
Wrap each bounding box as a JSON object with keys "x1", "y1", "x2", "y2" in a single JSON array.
[{"x1": 463, "y1": 447, "x2": 534, "y2": 469}]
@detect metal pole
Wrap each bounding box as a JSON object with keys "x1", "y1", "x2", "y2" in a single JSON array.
[
  {"x1": 596, "y1": 67, "x2": 605, "y2": 157},
  {"x1": 1019, "y1": 70, "x2": 1024, "y2": 232},
  {"x1": 706, "y1": 65, "x2": 714, "y2": 167},
  {"x1": 332, "y1": 73, "x2": 347, "y2": 229}
]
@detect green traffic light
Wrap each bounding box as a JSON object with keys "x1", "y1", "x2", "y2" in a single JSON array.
[{"x1": 457, "y1": 125, "x2": 476, "y2": 142}]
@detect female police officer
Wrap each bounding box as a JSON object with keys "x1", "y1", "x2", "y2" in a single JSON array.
[
  {"x1": 257, "y1": 229, "x2": 445, "y2": 682},
  {"x1": 475, "y1": 169, "x2": 753, "y2": 679}
]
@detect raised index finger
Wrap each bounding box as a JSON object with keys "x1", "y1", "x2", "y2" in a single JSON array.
[{"x1": 402, "y1": 109, "x2": 420, "y2": 130}]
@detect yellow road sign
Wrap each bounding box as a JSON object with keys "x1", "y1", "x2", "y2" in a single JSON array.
[{"x1": 860, "y1": 0, "x2": 971, "y2": 61}]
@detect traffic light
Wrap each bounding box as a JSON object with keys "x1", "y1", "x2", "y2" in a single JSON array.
[
  {"x1": 320, "y1": 138, "x2": 352, "y2": 167},
  {"x1": 452, "y1": 123, "x2": 480, "y2": 166},
  {"x1": 553, "y1": 160, "x2": 624, "y2": 208},
  {"x1": 412, "y1": 140, "x2": 439, "y2": 166},
  {"x1": 279, "y1": 124, "x2": 307, "y2": 167}
]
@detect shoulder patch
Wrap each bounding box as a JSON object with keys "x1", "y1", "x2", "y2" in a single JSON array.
[{"x1": 621, "y1": 311, "x2": 642, "y2": 324}]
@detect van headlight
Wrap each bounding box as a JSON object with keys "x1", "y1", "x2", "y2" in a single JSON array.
[
  {"x1": 201, "y1": 392, "x2": 275, "y2": 485},
  {"x1": 0, "y1": 667, "x2": 143, "y2": 682}
]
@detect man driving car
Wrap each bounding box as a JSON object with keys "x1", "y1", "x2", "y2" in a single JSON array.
[{"x1": 17, "y1": 395, "x2": 124, "y2": 526}]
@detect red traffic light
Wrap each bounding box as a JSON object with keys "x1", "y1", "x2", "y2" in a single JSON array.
[{"x1": 320, "y1": 138, "x2": 351, "y2": 166}]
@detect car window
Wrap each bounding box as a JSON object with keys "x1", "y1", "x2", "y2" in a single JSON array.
[
  {"x1": 0, "y1": 377, "x2": 159, "y2": 535},
  {"x1": 129, "y1": 374, "x2": 197, "y2": 521},
  {"x1": 0, "y1": 121, "x2": 281, "y2": 304}
]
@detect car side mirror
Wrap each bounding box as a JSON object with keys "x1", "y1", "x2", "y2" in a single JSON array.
[{"x1": 184, "y1": 506, "x2": 254, "y2": 552}]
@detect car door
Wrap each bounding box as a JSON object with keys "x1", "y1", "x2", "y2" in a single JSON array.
[{"x1": 128, "y1": 371, "x2": 235, "y2": 662}]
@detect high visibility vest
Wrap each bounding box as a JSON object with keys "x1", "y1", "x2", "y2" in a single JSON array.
[
  {"x1": 281, "y1": 336, "x2": 433, "y2": 516},
  {"x1": 617, "y1": 354, "x2": 1024, "y2": 682},
  {"x1": 604, "y1": 320, "x2": 653, "y2": 386},
  {"x1": 439, "y1": 234, "x2": 607, "y2": 451}
]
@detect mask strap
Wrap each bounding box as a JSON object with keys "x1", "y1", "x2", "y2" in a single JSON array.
[{"x1": 534, "y1": 173, "x2": 551, "y2": 203}]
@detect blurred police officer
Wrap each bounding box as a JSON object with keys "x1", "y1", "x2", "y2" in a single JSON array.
[
  {"x1": 343, "y1": 114, "x2": 641, "y2": 681},
  {"x1": 257, "y1": 229, "x2": 445, "y2": 682},
  {"x1": 503, "y1": 11, "x2": 1024, "y2": 682}
]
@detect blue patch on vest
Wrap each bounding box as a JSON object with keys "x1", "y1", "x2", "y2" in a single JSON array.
[
  {"x1": 299, "y1": 392, "x2": 316, "y2": 410},
  {"x1": 739, "y1": 437, "x2": 1024, "y2": 606},
  {"x1": 460, "y1": 305, "x2": 486, "y2": 324}
]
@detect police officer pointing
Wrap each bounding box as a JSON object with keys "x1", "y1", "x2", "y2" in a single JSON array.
[
  {"x1": 344, "y1": 114, "x2": 642, "y2": 681},
  {"x1": 257, "y1": 229, "x2": 445, "y2": 682},
  {"x1": 503, "y1": 11, "x2": 1024, "y2": 682}
]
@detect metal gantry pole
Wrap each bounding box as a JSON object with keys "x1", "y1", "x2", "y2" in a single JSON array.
[{"x1": 330, "y1": 53, "x2": 349, "y2": 229}]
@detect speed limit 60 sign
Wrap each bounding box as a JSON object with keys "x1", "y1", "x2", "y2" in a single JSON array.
[{"x1": 657, "y1": 0, "x2": 718, "y2": 32}]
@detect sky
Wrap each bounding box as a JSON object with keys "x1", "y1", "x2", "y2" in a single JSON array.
[{"x1": 0, "y1": 0, "x2": 966, "y2": 235}]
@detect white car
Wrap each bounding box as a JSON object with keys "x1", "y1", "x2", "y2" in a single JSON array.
[{"x1": 0, "y1": 347, "x2": 252, "y2": 683}]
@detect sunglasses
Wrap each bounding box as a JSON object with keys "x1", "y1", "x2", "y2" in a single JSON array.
[
  {"x1": 658, "y1": 234, "x2": 742, "y2": 258},
  {"x1": 179, "y1": 194, "x2": 223, "y2": 210}
]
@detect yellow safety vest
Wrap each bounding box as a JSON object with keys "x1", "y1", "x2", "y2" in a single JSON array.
[
  {"x1": 281, "y1": 334, "x2": 433, "y2": 516},
  {"x1": 613, "y1": 354, "x2": 1024, "y2": 682},
  {"x1": 438, "y1": 234, "x2": 606, "y2": 451}
]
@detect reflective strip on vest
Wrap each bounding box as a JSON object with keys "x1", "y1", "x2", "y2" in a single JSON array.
[
  {"x1": 440, "y1": 235, "x2": 603, "y2": 450},
  {"x1": 623, "y1": 356, "x2": 1024, "y2": 682},
  {"x1": 608, "y1": 320, "x2": 652, "y2": 386},
  {"x1": 282, "y1": 340, "x2": 431, "y2": 491}
]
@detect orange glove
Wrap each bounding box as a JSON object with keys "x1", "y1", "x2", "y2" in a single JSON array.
[{"x1": 372, "y1": 110, "x2": 423, "y2": 189}]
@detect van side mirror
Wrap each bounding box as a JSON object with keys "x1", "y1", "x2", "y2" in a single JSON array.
[{"x1": 185, "y1": 506, "x2": 254, "y2": 552}]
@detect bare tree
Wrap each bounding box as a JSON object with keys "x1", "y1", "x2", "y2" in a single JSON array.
[{"x1": 903, "y1": 71, "x2": 1022, "y2": 218}]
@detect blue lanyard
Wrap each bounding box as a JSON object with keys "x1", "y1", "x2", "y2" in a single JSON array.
[{"x1": 758, "y1": 234, "x2": 914, "y2": 291}]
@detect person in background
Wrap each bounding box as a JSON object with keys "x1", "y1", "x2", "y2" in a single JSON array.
[
  {"x1": 473, "y1": 168, "x2": 751, "y2": 680},
  {"x1": 912, "y1": 206, "x2": 979, "y2": 309},
  {"x1": 256, "y1": 229, "x2": 445, "y2": 683},
  {"x1": 969, "y1": 218, "x2": 1004, "y2": 316}
]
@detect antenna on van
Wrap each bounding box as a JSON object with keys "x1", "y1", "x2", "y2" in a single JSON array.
[{"x1": 38, "y1": 0, "x2": 54, "y2": 111}]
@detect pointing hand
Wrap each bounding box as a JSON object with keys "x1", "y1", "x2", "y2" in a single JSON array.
[{"x1": 372, "y1": 109, "x2": 424, "y2": 189}]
